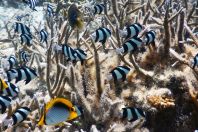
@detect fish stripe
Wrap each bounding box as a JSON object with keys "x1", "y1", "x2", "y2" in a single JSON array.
[
  {"x1": 126, "y1": 27, "x2": 132, "y2": 40},
  {"x1": 116, "y1": 67, "x2": 127, "y2": 81},
  {"x1": 95, "y1": 30, "x2": 99, "y2": 42},
  {"x1": 133, "y1": 24, "x2": 139, "y2": 37},
  {"x1": 98, "y1": 5, "x2": 103, "y2": 14},
  {"x1": 23, "y1": 68, "x2": 31, "y2": 84},
  {"x1": 0, "y1": 99, "x2": 6, "y2": 114},
  {"x1": 193, "y1": 57, "x2": 197, "y2": 69},
  {"x1": 129, "y1": 108, "x2": 138, "y2": 122},
  {"x1": 122, "y1": 108, "x2": 128, "y2": 119},
  {"x1": 136, "y1": 108, "x2": 145, "y2": 117},
  {"x1": 12, "y1": 114, "x2": 18, "y2": 125},
  {"x1": 15, "y1": 69, "x2": 22, "y2": 83}
]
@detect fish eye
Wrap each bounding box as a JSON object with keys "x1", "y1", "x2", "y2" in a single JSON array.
[{"x1": 71, "y1": 107, "x2": 75, "y2": 111}]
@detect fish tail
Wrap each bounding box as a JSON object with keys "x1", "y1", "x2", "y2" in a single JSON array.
[
  {"x1": 119, "y1": 29, "x2": 126, "y2": 38},
  {"x1": 116, "y1": 48, "x2": 123, "y2": 55}
]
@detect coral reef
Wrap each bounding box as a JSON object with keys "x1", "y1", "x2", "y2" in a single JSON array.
[{"x1": 0, "y1": 0, "x2": 198, "y2": 131}]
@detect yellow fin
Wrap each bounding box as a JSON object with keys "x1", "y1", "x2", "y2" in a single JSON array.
[
  {"x1": 0, "y1": 78, "x2": 8, "y2": 90},
  {"x1": 45, "y1": 98, "x2": 73, "y2": 112},
  {"x1": 38, "y1": 103, "x2": 46, "y2": 126},
  {"x1": 76, "y1": 18, "x2": 84, "y2": 30}
]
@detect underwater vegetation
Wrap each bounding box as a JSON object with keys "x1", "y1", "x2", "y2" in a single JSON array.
[{"x1": 0, "y1": 0, "x2": 198, "y2": 131}]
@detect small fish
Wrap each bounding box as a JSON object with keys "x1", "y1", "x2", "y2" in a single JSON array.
[
  {"x1": 74, "y1": 48, "x2": 87, "y2": 64},
  {"x1": 8, "y1": 55, "x2": 17, "y2": 70},
  {"x1": 0, "y1": 82, "x2": 19, "y2": 98},
  {"x1": 116, "y1": 37, "x2": 142, "y2": 54},
  {"x1": 16, "y1": 16, "x2": 22, "y2": 21},
  {"x1": 143, "y1": 30, "x2": 156, "y2": 46},
  {"x1": 47, "y1": 4, "x2": 54, "y2": 17},
  {"x1": 10, "y1": 107, "x2": 31, "y2": 125},
  {"x1": 120, "y1": 23, "x2": 143, "y2": 40},
  {"x1": 91, "y1": 27, "x2": 111, "y2": 45},
  {"x1": 20, "y1": 34, "x2": 32, "y2": 46},
  {"x1": 68, "y1": 4, "x2": 84, "y2": 29},
  {"x1": 93, "y1": 4, "x2": 105, "y2": 15},
  {"x1": 14, "y1": 22, "x2": 31, "y2": 35},
  {"x1": 38, "y1": 98, "x2": 82, "y2": 126},
  {"x1": 0, "y1": 96, "x2": 11, "y2": 114},
  {"x1": 6, "y1": 69, "x2": 18, "y2": 82},
  {"x1": 62, "y1": 44, "x2": 76, "y2": 61},
  {"x1": 15, "y1": 67, "x2": 37, "y2": 84},
  {"x1": 107, "y1": 66, "x2": 130, "y2": 81},
  {"x1": 0, "y1": 79, "x2": 8, "y2": 91},
  {"x1": 16, "y1": 14, "x2": 30, "y2": 21},
  {"x1": 192, "y1": 53, "x2": 198, "y2": 69},
  {"x1": 28, "y1": 0, "x2": 38, "y2": 11},
  {"x1": 39, "y1": 29, "x2": 48, "y2": 43},
  {"x1": 20, "y1": 50, "x2": 30, "y2": 63},
  {"x1": 122, "y1": 107, "x2": 146, "y2": 122}
]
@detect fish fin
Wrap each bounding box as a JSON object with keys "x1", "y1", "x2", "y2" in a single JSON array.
[
  {"x1": 45, "y1": 98, "x2": 73, "y2": 112},
  {"x1": 76, "y1": 18, "x2": 84, "y2": 30},
  {"x1": 1, "y1": 79, "x2": 8, "y2": 89},
  {"x1": 99, "y1": 38, "x2": 107, "y2": 45},
  {"x1": 38, "y1": 115, "x2": 45, "y2": 126},
  {"x1": 122, "y1": 74, "x2": 126, "y2": 81},
  {"x1": 67, "y1": 111, "x2": 78, "y2": 121},
  {"x1": 25, "y1": 79, "x2": 31, "y2": 84},
  {"x1": 116, "y1": 48, "x2": 123, "y2": 55},
  {"x1": 15, "y1": 77, "x2": 19, "y2": 83},
  {"x1": 38, "y1": 104, "x2": 46, "y2": 126}
]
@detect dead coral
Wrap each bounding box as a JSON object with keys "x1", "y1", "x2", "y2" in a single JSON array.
[{"x1": 147, "y1": 95, "x2": 175, "y2": 109}]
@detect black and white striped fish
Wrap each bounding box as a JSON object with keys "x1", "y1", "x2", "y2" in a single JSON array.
[
  {"x1": 91, "y1": 27, "x2": 111, "y2": 45},
  {"x1": 0, "y1": 82, "x2": 19, "y2": 98},
  {"x1": 93, "y1": 4, "x2": 105, "y2": 15},
  {"x1": 8, "y1": 55, "x2": 17, "y2": 70},
  {"x1": 47, "y1": 4, "x2": 54, "y2": 16},
  {"x1": 20, "y1": 34, "x2": 32, "y2": 46},
  {"x1": 62, "y1": 44, "x2": 76, "y2": 61},
  {"x1": 15, "y1": 14, "x2": 30, "y2": 21},
  {"x1": 11, "y1": 107, "x2": 31, "y2": 125},
  {"x1": 143, "y1": 30, "x2": 156, "y2": 46},
  {"x1": 0, "y1": 96, "x2": 11, "y2": 114},
  {"x1": 192, "y1": 53, "x2": 198, "y2": 69},
  {"x1": 116, "y1": 37, "x2": 142, "y2": 54},
  {"x1": 120, "y1": 23, "x2": 143, "y2": 40},
  {"x1": 14, "y1": 22, "x2": 31, "y2": 35},
  {"x1": 28, "y1": 0, "x2": 38, "y2": 11},
  {"x1": 15, "y1": 67, "x2": 37, "y2": 84},
  {"x1": 108, "y1": 66, "x2": 130, "y2": 81},
  {"x1": 6, "y1": 69, "x2": 18, "y2": 82},
  {"x1": 39, "y1": 29, "x2": 48, "y2": 43},
  {"x1": 74, "y1": 48, "x2": 87, "y2": 64},
  {"x1": 20, "y1": 51, "x2": 30, "y2": 63},
  {"x1": 122, "y1": 107, "x2": 146, "y2": 122}
]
